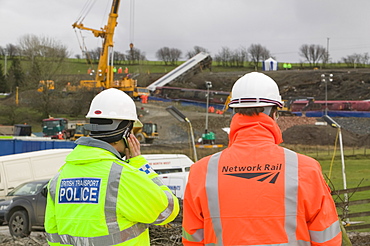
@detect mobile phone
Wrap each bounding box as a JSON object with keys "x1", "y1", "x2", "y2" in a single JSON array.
[{"x1": 122, "y1": 122, "x2": 133, "y2": 148}]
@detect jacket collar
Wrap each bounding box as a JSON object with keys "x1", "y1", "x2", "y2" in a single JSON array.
[
  {"x1": 228, "y1": 113, "x2": 283, "y2": 147},
  {"x1": 75, "y1": 137, "x2": 122, "y2": 159}
]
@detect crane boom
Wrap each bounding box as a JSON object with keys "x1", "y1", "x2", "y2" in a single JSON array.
[{"x1": 72, "y1": 0, "x2": 120, "y2": 89}]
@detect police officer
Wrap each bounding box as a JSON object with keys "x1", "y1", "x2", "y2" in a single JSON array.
[
  {"x1": 182, "y1": 72, "x2": 341, "y2": 245},
  {"x1": 45, "y1": 88, "x2": 179, "y2": 245}
]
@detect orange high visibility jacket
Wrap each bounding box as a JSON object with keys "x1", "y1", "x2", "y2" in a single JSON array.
[{"x1": 182, "y1": 113, "x2": 341, "y2": 245}]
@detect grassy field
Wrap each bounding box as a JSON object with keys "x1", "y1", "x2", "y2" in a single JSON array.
[
  {"x1": 144, "y1": 144, "x2": 370, "y2": 231},
  {"x1": 282, "y1": 144, "x2": 370, "y2": 231},
  {"x1": 3, "y1": 57, "x2": 367, "y2": 77}
]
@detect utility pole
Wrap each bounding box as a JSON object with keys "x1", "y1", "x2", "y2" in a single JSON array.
[
  {"x1": 321, "y1": 74, "x2": 333, "y2": 115},
  {"x1": 205, "y1": 81, "x2": 212, "y2": 132},
  {"x1": 4, "y1": 52, "x2": 7, "y2": 75},
  {"x1": 326, "y1": 37, "x2": 330, "y2": 63}
]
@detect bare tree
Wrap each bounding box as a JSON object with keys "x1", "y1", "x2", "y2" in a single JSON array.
[
  {"x1": 214, "y1": 47, "x2": 233, "y2": 67},
  {"x1": 156, "y1": 47, "x2": 182, "y2": 65},
  {"x1": 299, "y1": 44, "x2": 326, "y2": 67},
  {"x1": 186, "y1": 46, "x2": 209, "y2": 59},
  {"x1": 18, "y1": 34, "x2": 70, "y2": 89},
  {"x1": 361, "y1": 52, "x2": 369, "y2": 65},
  {"x1": 232, "y1": 47, "x2": 248, "y2": 67},
  {"x1": 125, "y1": 47, "x2": 146, "y2": 64},
  {"x1": 156, "y1": 47, "x2": 171, "y2": 65},
  {"x1": 87, "y1": 47, "x2": 101, "y2": 62},
  {"x1": 0, "y1": 63, "x2": 7, "y2": 92},
  {"x1": 169, "y1": 48, "x2": 182, "y2": 65},
  {"x1": 7, "y1": 58, "x2": 24, "y2": 92},
  {"x1": 213, "y1": 47, "x2": 248, "y2": 67},
  {"x1": 5, "y1": 44, "x2": 20, "y2": 58},
  {"x1": 342, "y1": 53, "x2": 364, "y2": 68},
  {"x1": 114, "y1": 51, "x2": 126, "y2": 65},
  {"x1": 248, "y1": 44, "x2": 271, "y2": 70}
]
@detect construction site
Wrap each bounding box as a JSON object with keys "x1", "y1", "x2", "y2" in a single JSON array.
[{"x1": 1, "y1": 0, "x2": 370, "y2": 244}]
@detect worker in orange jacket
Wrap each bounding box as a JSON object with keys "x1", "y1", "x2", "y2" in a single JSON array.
[{"x1": 182, "y1": 72, "x2": 341, "y2": 245}]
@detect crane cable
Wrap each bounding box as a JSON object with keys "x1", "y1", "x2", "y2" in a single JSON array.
[
  {"x1": 74, "y1": 0, "x2": 99, "y2": 70},
  {"x1": 75, "y1": 0, "x2": 97, "y2": 24},
  {"x1": 74, "y1": 30, "x2": 94, "y2": 68},
  {"x1": 129, "y1": 0, "x2": 135, "y2": 49},
  {"x1": 326, "y1": 129, "x2": 340, "y2": 183}
]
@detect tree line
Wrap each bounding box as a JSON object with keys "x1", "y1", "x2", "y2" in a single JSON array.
[
  {"x1": 0, "y1": 34, "x2": 369, "y2": 127},
  {"x1": 1, "y1": 34, "x2": 370, "y2": 95}
]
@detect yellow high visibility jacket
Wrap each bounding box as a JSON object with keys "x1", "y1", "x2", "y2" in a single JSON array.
[{"x1": 45, "y1": 137, "x2": 179, "y2": 245}]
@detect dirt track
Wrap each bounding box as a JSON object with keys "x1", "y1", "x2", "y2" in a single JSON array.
[{"x1": 137, "y1": 100, "x2": 370, "y2": 156}]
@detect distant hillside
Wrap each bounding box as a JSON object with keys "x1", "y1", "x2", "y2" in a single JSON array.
[{"x1": 140, "y1": 68, "x2": 370, "y2": 101}]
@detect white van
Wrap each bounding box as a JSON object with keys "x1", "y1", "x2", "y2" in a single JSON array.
[
  {"x1": 0, "y1": 151, "x2": 193, "y2": 200},
  {"x1": 143, "y1": 154, "x2": 194, "y2": 199},
  {"x1": 143, "y1": 154, "x2": 193, "y2": 174},
  {"x1": 0, "y1": 149, "x2": 73, "y2": 199}
]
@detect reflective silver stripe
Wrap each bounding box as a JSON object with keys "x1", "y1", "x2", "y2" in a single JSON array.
[
  {"x1": 309, "y1": 220, "x2": 341, "y2": 243},
  {"x1": 49, "y1": 172, "x2": 61, "y2": 202},
  {"x1": 205, "y1": 241, "x2": 310, "y2": 246},
  {"x1": 204, "y1": 149, "x2": 303, "y2": 245},
  {"x1": 105, "y1": 162, "x2": 123, "y2": 233},
  {"x1": 284, "y1": 148, "x2": 299, "y2": 243},
  {"x1": 153, "y1": 190, "x2": 175, "y2": 224},
  {"x1": 206, "y1": 152, "x2": 223, "y2": 245},
  {"x1": 182, "y1": 228, "x2": 204, "y2": 242},
  {"x1": 46, "y1": 161, "x2": 148, "y2": 245},
  {"x1": 152, "y1": 176, "x2": 165, "y2": 186},
  {"x1": 46, "y1": 223, "x2": 147, "y2": 245}
]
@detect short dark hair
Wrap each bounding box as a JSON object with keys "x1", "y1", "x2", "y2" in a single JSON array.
[
  {"x1": 234, "y1": 106, "x2": 278, "y2": 117},
  {"x1": 234, "y1": 107, "x2": 264, "y2": 116}
]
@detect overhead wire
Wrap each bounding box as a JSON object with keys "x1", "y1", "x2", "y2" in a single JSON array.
[{"x1": 130, "y1": 0, "x2": 135, "y2": 47}]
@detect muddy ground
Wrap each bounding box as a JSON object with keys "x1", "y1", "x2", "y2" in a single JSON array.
[
  {"x1": 1, "y1": 69, "x2": 370, "y2": 245},
  {"x1": 0, "y1": 226, "x2": 369, "y2": 246}
]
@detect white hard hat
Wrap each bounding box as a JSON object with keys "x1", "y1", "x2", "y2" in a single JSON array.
[
  {"x1": 229, "y1": 72, "x2": 283, "y2": 108},
  {"x1": 86, "y1": 88, "x2": 142, "y2": 128}
]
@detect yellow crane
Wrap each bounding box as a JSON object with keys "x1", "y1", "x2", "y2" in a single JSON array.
[
  {"x1": 72, "y1": 0, "x2": 149, "y2": 99},
  {"x1": 72, "y1": 0, "x2": 120, "y2": 90}
]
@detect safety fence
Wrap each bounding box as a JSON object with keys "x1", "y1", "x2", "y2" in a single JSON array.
[{"x1": 332, "y1": 185, "x2": 370, "y2": 231}]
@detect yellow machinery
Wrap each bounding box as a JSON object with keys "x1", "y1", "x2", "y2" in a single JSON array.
[
  {"x1": 113, "y1": 75, "x2": 150, "y2": 100},
  {"x1": 221, "y1": 95, "x2": 231, "y2": 114},
  {"x1": 69, "y1": 122, "x2": 158, "y2": 144},
  {"x1": 72, "y1": 0, "x2": 119, "y2": 90},
  {"x1": 72, "y1": 0, "x2": 150, "y2": 99},
  {"x1": 70, "y1": 123, "x2": 90, "y2": 141},
  {"x1": 37, "y1": 80, "x2": 55, "y2": 92},
  {"x1": 133, "y1": 122, "x2": 158, "y2": 144}
]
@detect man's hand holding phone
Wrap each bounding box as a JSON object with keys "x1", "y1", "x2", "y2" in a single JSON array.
[{"x1": 124, "y1": 134, "x2": 141, "y2": 159}]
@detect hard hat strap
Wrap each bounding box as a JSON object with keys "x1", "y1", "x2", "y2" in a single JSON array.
[
  {"x1": 84, "y1": 119, "x2": 123, "y2": 131},
  {"x1": 263, "y1": 106, "x2": 272, "y2": 116}
]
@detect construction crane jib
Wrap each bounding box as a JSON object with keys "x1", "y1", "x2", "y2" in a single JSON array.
[{"x1": 72, "y1": 0, "x2": 120, "y2": 89}]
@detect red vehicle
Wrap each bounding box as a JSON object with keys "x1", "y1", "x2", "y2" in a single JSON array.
[
  {"x1": 291, "y1": 100, "x2": 370, "y2": 112},
  {"x1": 42, "y1": 118, "x2": 76, "y2": 140}
]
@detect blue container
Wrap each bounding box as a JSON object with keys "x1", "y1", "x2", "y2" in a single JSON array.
[{"x1": 0, "y1": 139, "x2": 76, "y2": 156}]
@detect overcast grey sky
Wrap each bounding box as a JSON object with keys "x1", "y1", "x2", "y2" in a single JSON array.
[{"x1": 1, "y1": 0, "x2": 370, "y2": 63}]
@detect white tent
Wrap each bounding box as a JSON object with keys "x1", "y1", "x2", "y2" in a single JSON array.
[{"x1": 263, "y1": 57, "x2": 278, "y2": 71}]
